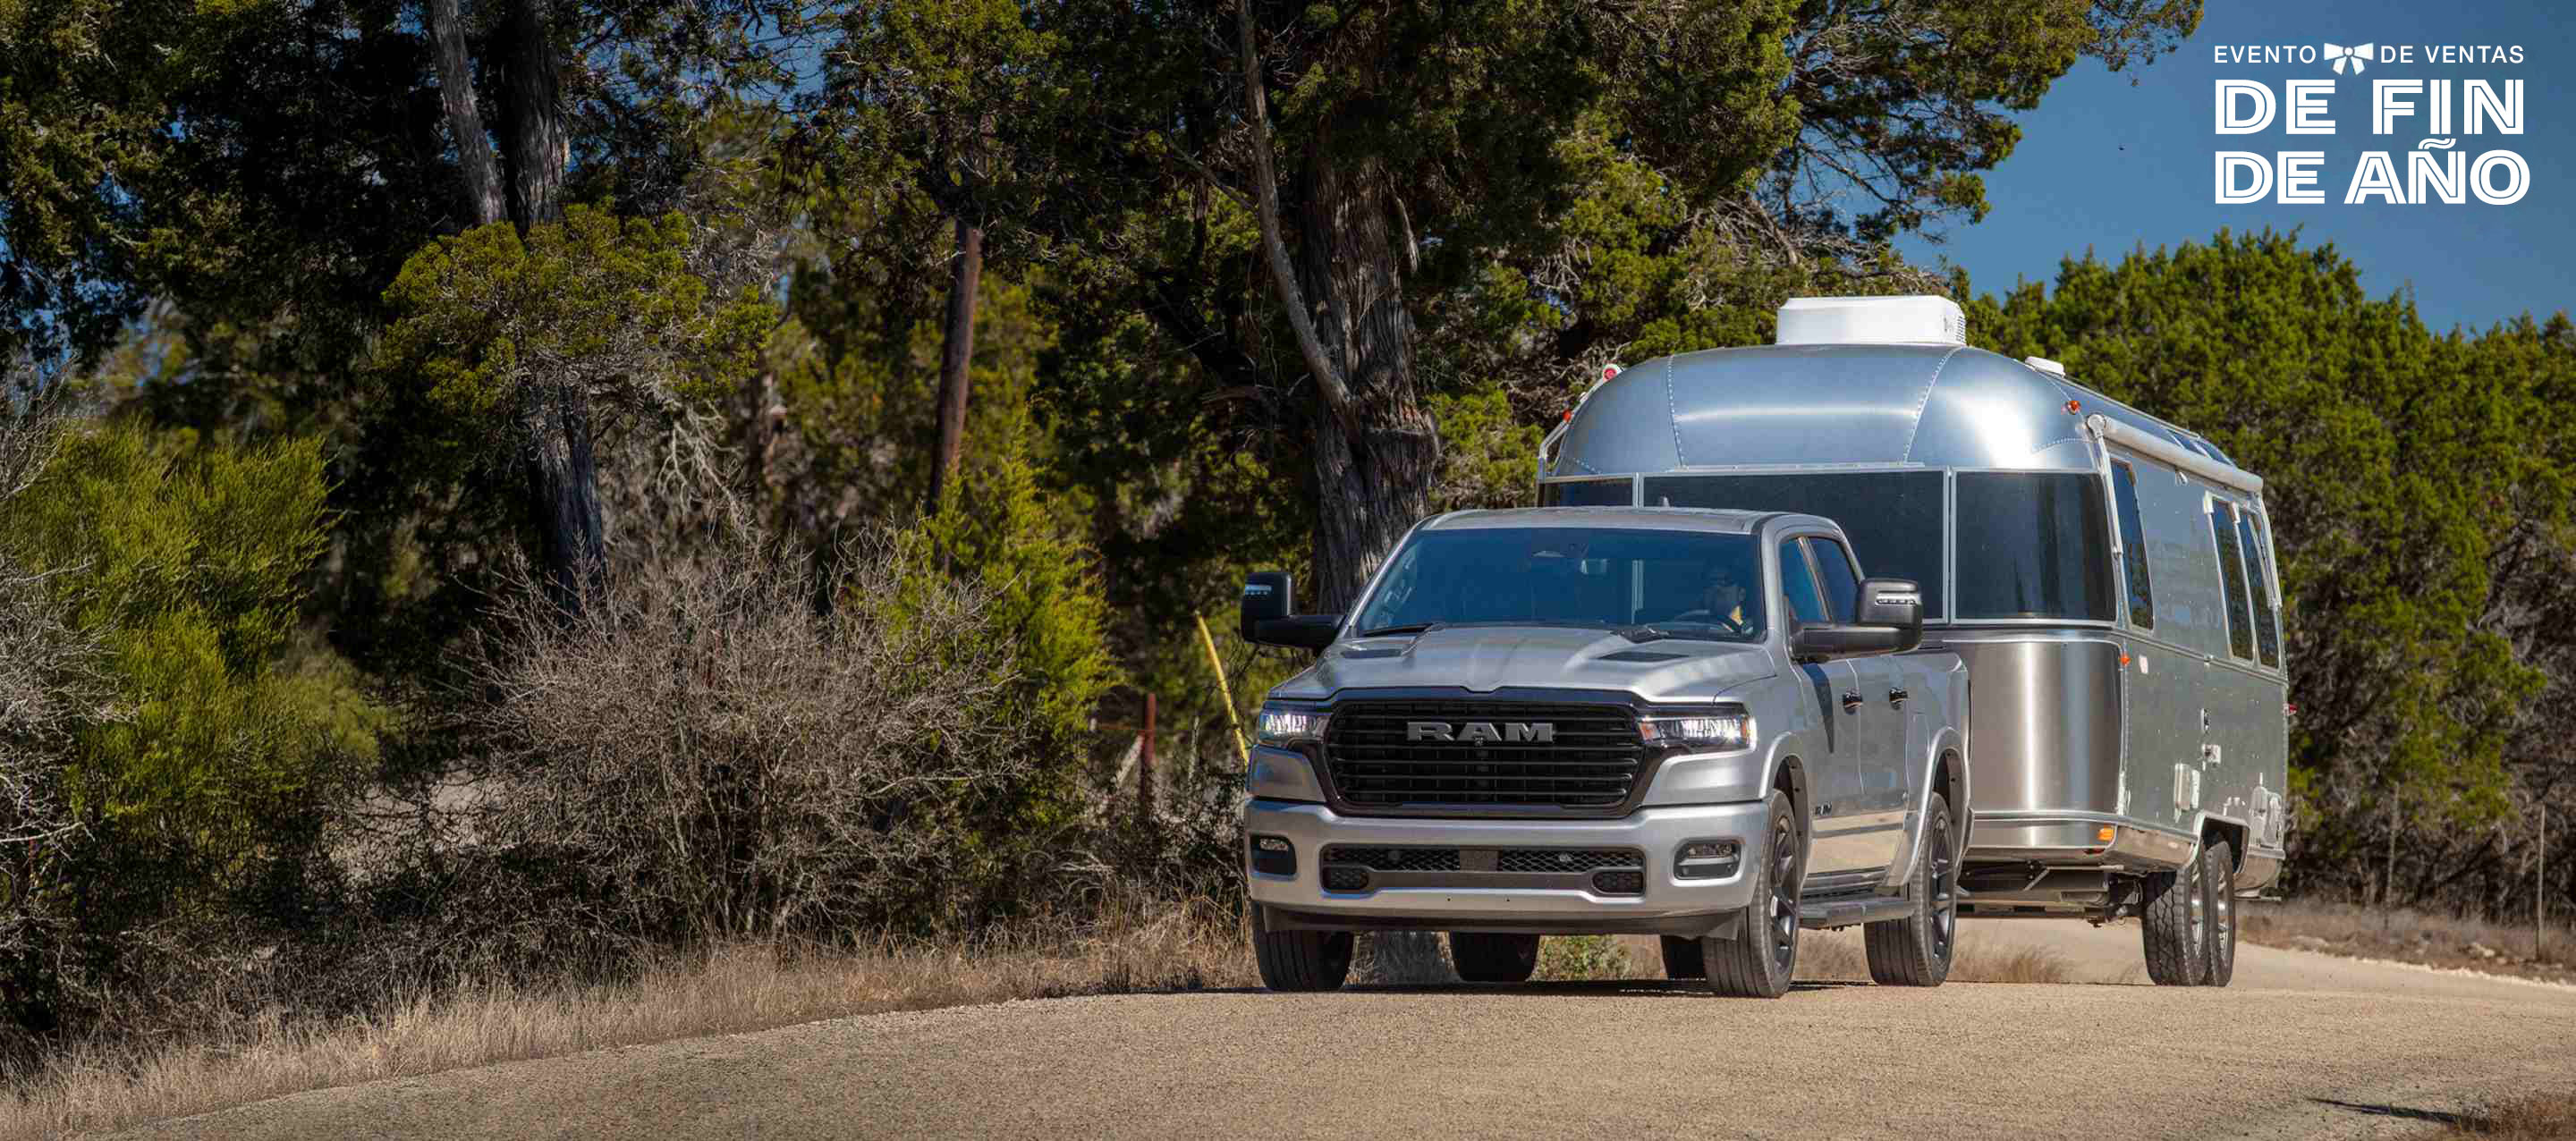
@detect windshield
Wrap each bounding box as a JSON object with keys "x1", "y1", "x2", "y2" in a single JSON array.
[{"x1": 1352, "y1": 528, "x2": 1767, "y2": 641}]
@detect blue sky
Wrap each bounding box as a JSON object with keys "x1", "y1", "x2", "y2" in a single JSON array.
[{"x1": 1899, "y1": 0, "x2": 2573, "y2": 334}]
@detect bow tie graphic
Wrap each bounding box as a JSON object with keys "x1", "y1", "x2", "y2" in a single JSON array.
[{"x1": 2323, "y1": 43, "x2": 2374, "y2": 73}]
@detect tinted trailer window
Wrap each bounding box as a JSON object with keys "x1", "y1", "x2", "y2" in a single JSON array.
[
  {"x1": 1954, "y1": 472, "x2": 2114, "y2": 621},
  {"x1": 1645, "y1": 471, "x2": 1945, "y2": 619}
]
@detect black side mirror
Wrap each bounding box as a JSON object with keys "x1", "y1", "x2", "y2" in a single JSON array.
[
  {"x1": 1241, "y1": 572, "x2": 1343, "y2": 650},
  {"x1": 1791, "y1": 621, "x2": 1906, "y2": 661},
  {"x1": 1856, "y1": 578, "x2": 1924, "y2": 652},
  {"x1": 1791, "y1": 578, "x2": 1924, "y2": 661}
]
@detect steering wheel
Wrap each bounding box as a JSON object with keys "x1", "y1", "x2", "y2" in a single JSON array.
[{"x1": 1665, "y1": 608, "x2": 1753, "y2": 635}]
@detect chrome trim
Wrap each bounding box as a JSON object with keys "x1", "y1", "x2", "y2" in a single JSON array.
[{"x1": 2086, "y1": 413, "x2": 2263, "y2": 494}]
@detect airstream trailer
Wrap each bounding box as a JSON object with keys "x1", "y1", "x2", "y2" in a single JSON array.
[{"x1": 1538, "y1": 295, "x2": 2289, "y2": 985}]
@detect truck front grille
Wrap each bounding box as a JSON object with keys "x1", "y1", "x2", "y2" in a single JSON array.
[{"x1": 1323, "y1": 700, "x2": 1647, "y2": 813}]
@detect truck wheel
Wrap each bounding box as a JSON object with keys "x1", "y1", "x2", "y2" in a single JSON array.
[
  {"x1": 1863, "y1": 792, "x2": 1956, "y2": 987},
  {"x1": 1253, "y1": 904, "x2": 1352, "y2": 992},
  {"x1": 2199, "y1": 837, "x2": 2239, "y2": 987},
  {"x1": 1450, "y1": 933, "x2": 1540, "y2": 984},
  {"x1": 1658, "y1": 935, "x2": 1706, "y2": 979},
  {"x1": 1702, "y1": 790, "x2": 1802, "y2": 999},
  {"x1": 2140, "y1": 847, "x2": 2209, "y2": 986}
]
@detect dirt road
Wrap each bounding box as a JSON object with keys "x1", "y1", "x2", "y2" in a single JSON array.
[{"x1": 112, "y1": 922, "x2": 2576, "y2": 1140}]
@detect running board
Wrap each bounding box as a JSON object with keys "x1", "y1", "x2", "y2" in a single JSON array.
[{"x1": 1798, "y1": 895, "x2": 1918, "y2": 930}]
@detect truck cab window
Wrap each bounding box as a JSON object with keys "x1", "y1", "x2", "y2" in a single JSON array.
[
  {"x1": 2208, "y1": 499, "x2": 2255, "y2": 661},
  {"x1": 1351, "y1": 528, "x2": 1767, "y2": 640},
  {"x1": 1778, "y1": 540, "x2": 1826, "y2": 624},
  {"x1": 2239, "y1": 509, "x2": 2281, "y2": 667},
  {"x1": 1809, "y1": 537, "x2": 1861, "y2": 621},
  {"x1": 2109, "y1": 460, "x2": 2156, "y2": 630}
]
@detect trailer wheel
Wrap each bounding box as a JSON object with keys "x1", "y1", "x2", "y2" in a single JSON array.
[
  {"x1": 1253, "y1": 904, "x2": 1352, "y2": 992},
  {"x1": 1864, "y1": 792, "x2": 1957, "y2": 987},
  {"x1": 1658, "y1": 936, "x2": 1707, "y2": 979},
  {"x1": 2140, "y1": 847, "x2": 2208, "y2": 986},
  {"x1": 2199, "y1": 837, "x2": 2239, "y2": 987},
  {"x1": 1449, "y1": 933, "x2": 1540, "y2": 984},
  {"x1": 1702, "y1": 790, "x2": 1802, "y2": 998}
]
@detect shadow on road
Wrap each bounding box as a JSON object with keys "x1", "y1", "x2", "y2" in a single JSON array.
[{"x1": 2309, "y1": 1098, "x2": 2467, "y2": 1126}]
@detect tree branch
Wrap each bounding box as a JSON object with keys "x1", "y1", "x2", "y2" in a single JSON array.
[
  {"x1": 1233, "y1": 0, "x2": 1356, "y2": 427},
  {"x1": 428, "y1": 0, "x2": 508, "y2": 228}
]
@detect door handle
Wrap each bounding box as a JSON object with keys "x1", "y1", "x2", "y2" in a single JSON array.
[
  {"x1": 1887, "y1": 688, "x2": 1910, "y2": 708},
  {"x1": 1841, "y1": 691, "x2": 1863, "y2": 714}
]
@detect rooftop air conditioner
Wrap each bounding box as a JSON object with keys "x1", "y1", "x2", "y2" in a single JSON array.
[{"x1": 1775, "y1": 295, "x2": 1967, "y2": 347}]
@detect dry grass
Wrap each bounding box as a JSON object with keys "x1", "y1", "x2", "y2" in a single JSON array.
[
  {"x1": 2243, "y1": 899, "x2": 2574, "y2": 984},
  {"x1": 8, "y1": 910, "x2": 2093, "y2": 1140},
  {"x1": 0, "y1": 900, "x2": 1256, "y2": 1141},
  {"x1": 2422, "y1": 1090, "x2": 2576, "y2": 1138}
]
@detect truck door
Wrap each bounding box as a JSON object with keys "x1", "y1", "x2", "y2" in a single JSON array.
[
  {"x1": 1809, "y1": 536, "x2": 1910, "y2": 875},
  {"x1": 1779, "y1": 537, "x2": 1874, "y2": 875}
]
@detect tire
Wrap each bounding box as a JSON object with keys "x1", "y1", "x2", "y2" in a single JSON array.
[
  {"x1": 1658, "y1": 935, "x2": 1706, "y2": 980},
  {"x1": 1864, "y1": 792, "x2": 1957, "y2": 987},
  {"x1": 1450, "y1": 933, "x2": 1541, "y2": 984},
  {"x1": 1702, "y1": 789, "x2": 1802, "y2": 998},
  {"x1": 2199, "y1": 837, "x2": 2239, "y2": 987},
  {"x1": 2140, "y1": 846, "x2": 2208, "y2": 986},
  {"x1": 1252, "y1": 904, "x2": 1352, "y2": 992}
]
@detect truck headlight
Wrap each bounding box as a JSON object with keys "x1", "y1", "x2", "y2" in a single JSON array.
[
  {"x1": 1639, "y1": 710, "x2": 1755, "y2": 752},
  {"x1": 1256, "y1": 706, "x2": 1330, "y2": 746}
]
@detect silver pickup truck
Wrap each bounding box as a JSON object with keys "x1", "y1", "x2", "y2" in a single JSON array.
[{"x1": 1238, "y1": 506, "x2": 1970, "y2": 998}]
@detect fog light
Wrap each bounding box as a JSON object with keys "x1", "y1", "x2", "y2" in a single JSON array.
[
  {"x1": 1250, "y1": 834, "x2": 1296, "y2": 876},
  {"x1": 1674, "y1": 839, "x2": 1741, "y2": 880}
]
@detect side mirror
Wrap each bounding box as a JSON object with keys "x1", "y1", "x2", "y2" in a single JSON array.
[
  {"x1": 1791, "y1": 621, "x2": 1906, "y2": 661},
  {"x1": 1240, "y1": 572, "x2": 1343, "y2": 651},
  {"x1": 1856, "y1": 578, "x2": 1924, "y2": 652},
  {"x1": 1791, "y1": 578, "x2": 1924, "y2": 661}
]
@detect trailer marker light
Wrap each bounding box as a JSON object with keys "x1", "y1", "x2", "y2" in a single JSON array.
[
  {"x1": 2064, "y1": 399, "x2": 2082, "y2": 414},
  {"x1": 2119, "y1": 653, "x2": 2131, "y2": 668},
  {"x1": 2097, "y1": 826, "x2": 2117, "y2": 843}
]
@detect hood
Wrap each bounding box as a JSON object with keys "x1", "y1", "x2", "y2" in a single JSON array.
[{"x1": 1270, "y1": 625, "x2": 1775, "y2": 704}]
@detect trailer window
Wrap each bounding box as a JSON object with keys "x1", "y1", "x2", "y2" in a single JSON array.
[
  {"x1": 2208, "y1": 499, "x2": 2255, "y2": 660},
  {"x1": 1646, "y1": 471, "x2": 1945, "y2": 619},
  {"x1": 1538, "y1": 478, "x2": 1631, "y2": 507},
  {"x1": 2109, "y1": 461, "x2": 2156, "y2": 630},
  {"x1": 2238, "y1": 509, "x2": 2281, "y2": 667},
  {"x1": 1954, "y1": 472, "x2": 2114, "y2": 621}
]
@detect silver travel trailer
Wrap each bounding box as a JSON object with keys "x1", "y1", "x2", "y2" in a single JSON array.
[{"x1": 1538, "y1": 295, "x2": 2290, "y2": 985}]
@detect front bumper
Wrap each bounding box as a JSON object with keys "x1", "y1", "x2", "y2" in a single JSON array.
[{"x1": 1242, "y1": 797, "x2": 1768, "y2": 939}]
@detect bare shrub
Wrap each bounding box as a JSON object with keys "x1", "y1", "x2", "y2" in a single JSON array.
[
  {"x1": 450, "y1": 530, "x2": 1051, "y2": 951},
  {"x1": 0, "y1": 894, "x2": 1257, "y2": 1141},
  {"x1": 1355, "y1": 933, "x2": 1454, "y2": 985}
]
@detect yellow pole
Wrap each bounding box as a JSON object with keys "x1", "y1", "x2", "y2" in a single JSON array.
[{"x1": 1196, "y1": 613, "x2": 1250, "y2": 764}]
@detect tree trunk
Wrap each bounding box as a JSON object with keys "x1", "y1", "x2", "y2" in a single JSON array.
[
  {"x1": 500, "y1": 0, "x2": 566, "y2": 232},
  {"x1": 492, "y1": 0, "x2": 599, "y2": 606},
  {"x1": 1291, "y1": 147, "x2": 1437, "y2": 610},
  {"x1": 928, "y1": 214, "x2": 984, "y2": 511},
  {"x1": 521, "y1": 380, "x2": 604, "y2": 609},
  {"x1": 426, "y1": 0, "x2": 506, "y2": 228}
]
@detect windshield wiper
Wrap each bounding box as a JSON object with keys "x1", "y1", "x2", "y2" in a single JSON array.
[
  {"x1": 1357, "y1": 622, "x2": 1444, "y2": 638},
  {"x1": 1617, "y1": 622, "x2": 1743, "y2": 644}
]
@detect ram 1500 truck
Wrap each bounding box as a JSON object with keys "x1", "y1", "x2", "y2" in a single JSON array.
[{"x1": 1238, "y1": 506, "x2": 1970, "y2": 998}]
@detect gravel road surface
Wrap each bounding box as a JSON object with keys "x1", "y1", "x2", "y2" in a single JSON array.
[{"x1": 110, "y1": 921, "x2": 2576, "y2": 1140}]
